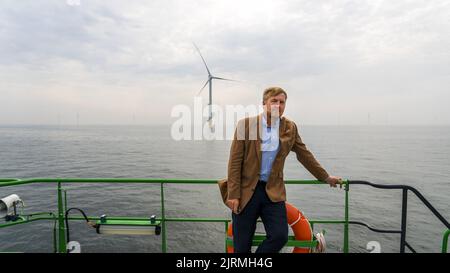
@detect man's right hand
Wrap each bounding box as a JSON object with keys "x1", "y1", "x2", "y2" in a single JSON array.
[{"x1": 226, "y1": 199, "x2": 240, "y2": 214}]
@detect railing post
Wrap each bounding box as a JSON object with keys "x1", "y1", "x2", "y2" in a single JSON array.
[
  {"x1": 400, "y1": 188, "x2": 408, "y2": 253},
  {"x1": 225, "y1": 221, "x2": 228, "y2": 253},
  {"x1": 64, "y1": 190, "x2": 68, "y2": 213},
  {"x1": 442, "y1": 229, "x2": 450, "y2": 253},
  {"x1": 57, "y1": 182, "x2": 67, "y2": 253},
  {"x1": 344, "y1": 180, "x2": 349, "y2": 253},
  {"x1": 160, "y1": 182, "x2": 167, "y2": 253}
]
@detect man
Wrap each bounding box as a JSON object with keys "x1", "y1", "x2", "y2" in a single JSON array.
[{"x1": 220, "y1": 87, "x2": 342, "y2": 253}]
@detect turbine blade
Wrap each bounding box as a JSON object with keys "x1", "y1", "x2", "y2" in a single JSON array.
[
  {"x1": 197, "y1": 79, "x2": 210, "y2": 95},
  {"x1": 193, "y1": 43, "x2": 211, "y2": 76},
  {"x1": 212, "y1": 76, "x2": 240, "y2": 82}
]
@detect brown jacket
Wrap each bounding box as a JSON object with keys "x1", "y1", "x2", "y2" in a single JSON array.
[{"x1": 218, "y1": 113, "x2": 329, "y2": 213}]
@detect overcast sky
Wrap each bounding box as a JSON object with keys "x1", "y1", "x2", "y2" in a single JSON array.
[{"x1": 0, "y1": 0, "x2": 449, "y2": 125}]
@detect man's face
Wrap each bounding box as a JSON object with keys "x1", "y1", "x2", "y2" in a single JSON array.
[{"x1": 264, "y1": 93, "x2": 286, "y2": 118}]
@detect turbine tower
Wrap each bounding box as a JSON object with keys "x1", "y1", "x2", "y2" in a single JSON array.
[{"x1": 194, "y1": 43, "x2": 237, "y2": 122}]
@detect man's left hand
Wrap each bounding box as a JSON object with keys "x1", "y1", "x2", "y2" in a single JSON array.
[{"x1": 325, "y1": 176, "x2": 343, "y2": 188}]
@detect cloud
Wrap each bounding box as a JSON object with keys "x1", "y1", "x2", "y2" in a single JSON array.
[{"x1": 0, "y1": 0, "x2": 449, "y2": 125}]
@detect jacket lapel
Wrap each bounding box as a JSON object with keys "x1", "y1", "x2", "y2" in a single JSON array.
[
  {"x1": 255, "y1": 113, "x2": 262, "y2": 165},
  {"x1": 276, "y1": 116, "x2": 287, "y2": 157},
  {"x1": 279, "y1": 116, "x2": 286, "y2": 137}
]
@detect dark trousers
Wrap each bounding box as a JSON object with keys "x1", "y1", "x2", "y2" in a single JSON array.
[{"x1": 232, "y1": 180, "x2": 288, "y2": 253}]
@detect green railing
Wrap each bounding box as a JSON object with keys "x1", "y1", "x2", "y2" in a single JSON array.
[
  {"x1": 443, "y1": 230, "x2": 450, "y2": 253},
  {"x1": 0, "y1": 178, "x2": 448, "y2": 253}
]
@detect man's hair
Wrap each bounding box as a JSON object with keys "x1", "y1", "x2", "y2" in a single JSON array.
[{"x1": 262, "y1": 87, "x2": 288, "y2": 104}]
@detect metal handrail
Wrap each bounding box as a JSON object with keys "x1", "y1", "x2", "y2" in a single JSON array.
[
  {"x1": 0, "y1": 178, "x2": 349, "y2": 253},
  {"x1": 348, "y1": 180, "x2": 450, "y2": 253},
  {"x1": 0, "y1": 178, "x2": 448, "y2": 253}
]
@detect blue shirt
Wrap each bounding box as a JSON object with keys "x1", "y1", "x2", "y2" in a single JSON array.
[{"x1": 260, "y1": 114, "x2": 280, "y2": 182}]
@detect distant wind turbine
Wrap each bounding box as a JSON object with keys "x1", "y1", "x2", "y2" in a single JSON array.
[{"x1": 194, "y1": 43, "x2": 238, "y2": 122}]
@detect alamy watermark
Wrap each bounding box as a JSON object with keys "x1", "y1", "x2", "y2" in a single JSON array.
[
  {"x1": 171, "y1": 97, "x2": 281, "y2": 151},
  {"x1": 367, "y1": 241, "x2": 381, "y2": 253},
  {"x1": 67, "y1": 240, "x2": 382, "y2": 253}
]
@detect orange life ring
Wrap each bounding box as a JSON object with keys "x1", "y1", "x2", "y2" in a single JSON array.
[
  {"x1": 227, "y1": 202, "x2": 320, "y2": 253},
  {"x1": 285, "y1": 202, "x2": 313, "y2": 253}
]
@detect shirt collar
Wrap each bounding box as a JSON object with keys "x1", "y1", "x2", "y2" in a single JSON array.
[{"x1": 262, "y1": 113, "x2": 280, "y2": 128}]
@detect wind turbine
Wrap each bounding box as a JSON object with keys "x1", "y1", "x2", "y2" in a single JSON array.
[{"x1": 194, "y1": 43, "x2": 238, "y2": 123}]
